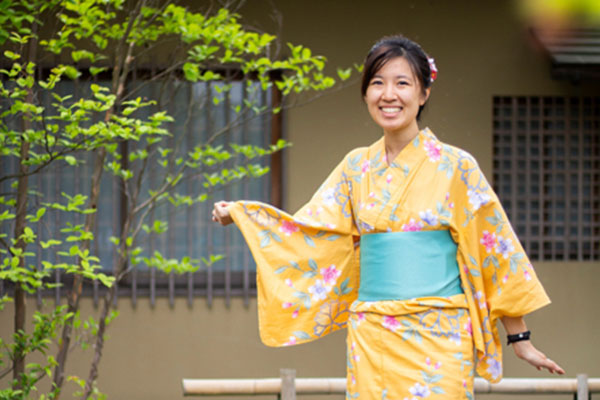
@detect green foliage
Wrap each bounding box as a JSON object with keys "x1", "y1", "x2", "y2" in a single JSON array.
[{"x1": 0, "y1": 0, "x2": 353, "y2": 397}]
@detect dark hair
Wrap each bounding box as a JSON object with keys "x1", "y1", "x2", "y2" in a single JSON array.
[{"x1": 361, "y1": 35, "x2": 433, "y2": 119}]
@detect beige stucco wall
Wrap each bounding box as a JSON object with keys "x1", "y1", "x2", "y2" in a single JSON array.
[
  {"x1": 1, "y1": 1, "x2": 599, "y2": 399},
  {"x1": 1, "y1": 261, "x2": 599, "y2": 400}
]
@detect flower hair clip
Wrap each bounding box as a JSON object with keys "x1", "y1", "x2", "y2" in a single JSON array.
[{"x1": 428, "y1": 57, "x2": 438, "y2": 83}]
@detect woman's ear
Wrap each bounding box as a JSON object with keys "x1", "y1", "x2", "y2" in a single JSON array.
[{"x1": 420, "y1": 87, "x2": 431, "y2": 106}]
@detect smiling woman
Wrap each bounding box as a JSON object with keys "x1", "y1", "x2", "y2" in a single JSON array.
[
  {"x1": 213, "y1": 35, "x2": 564, "y2": 400},
  {"x1": 364, "y1": 57, "x2": 429, "y2": 161},
  {"x1": 360, "y1": 36, "x2": 432, "y2": 165}
]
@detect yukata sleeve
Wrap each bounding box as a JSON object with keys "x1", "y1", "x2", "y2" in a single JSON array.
[
  {"x1": 229, "y1": 152, "x2": 359, "y2": 347},
  {"x1": 455, "y1": 154, "x2": 550, "y2": 381}
]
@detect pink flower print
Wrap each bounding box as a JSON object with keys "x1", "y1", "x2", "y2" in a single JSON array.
[
  {"x1": 321, "y1": 187, "x2": 336, "y2": 207},
  {"x1": 279, "y1": 220, "x2": 299, "y2": 236},
  {"x1": 409, "y1": 382, "x2": 431, "y2": 397},
  {"x1": 495, "y1": 235, "x2": 514, "y2": 259},
  {"x1": 382, "y1": 315, "x2": 401, "y2": 332},
  {"x1": 464, "y1": 318, "x2": 473, "y2": 336},
  {"x1": 326, "y1": 223, "x2": 337, "y2": 229},
  {"x1": 353, "y1": 353, "x2": 360, "y2": 362},
  {"x1": 316, "y1": 206, "x2": 324, "y2": 215},
  {"x1": 434, "y1": 361, "x2": 442, "y2": 370},
  {"x1": 386, "y1": 174, "x2": 393, "y2": 184},
  {"x1": 284, "y1": 336, "x2": 297, "y2": 346},
  {"x1": 445, "y1": 192, "x2": 450, "y2": 201},
  {"x1": 502, "y1": 274, "x2": 509, "y2": 283},
  {"x1": 282, "y1": 302, "x2": 293, "y2": 309},
  {"x1": 366, "y1": 202, "x2": 375, "y2": 210},
  {"x1": 480, "y1": 230, "x2": 497, "y2": 253},
  {"x1": 463, "y1": 380, "x2": 467, "y2": 388},
  {"x1": 308, "y1": 279, "x2": 330, "y2": 301},
  {"x1": 426, "y1": 357, "x2": 431, "y2": 366},
  {"x1": 285, "y1": 278, "x2": 293, "y2": 287},
  {"x1": 401, "y1": 218, "x2": 424, "y2": 232},
  {"x1": 524, "y1": 270, "x2": 532, "y2": 281},
  {"x1": 292, "y1": 309, "x2": 299, "y2": 319},
  {"x1": 361, "y1": 159, "x2": 370, "y2": 174},
  {"x1": 306, "y1": 209, "x2": 313, "y2": 216},
  {"x1": 448, "y1": 202, "x2": 454, "y2": 209},
  {"x1": 351, "y1": 374, "x2": 356, "y2": 385},
  {"x1": 424, "y1": 139, "x2": 442, "y2": 162},
  {"x1": 320, "y1": 264, "x2": 341, "y2": 287},
  {"x1": 356, "y1": 312, "x2": 365, "y2": 325}
]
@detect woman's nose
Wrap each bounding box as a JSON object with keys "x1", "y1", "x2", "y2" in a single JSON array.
[{"x1": 382, "y1": 83, "x2": 395, "y2": 100}]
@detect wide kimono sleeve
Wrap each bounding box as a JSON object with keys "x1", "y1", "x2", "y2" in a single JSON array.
[
  {"x1": 454, "y1": 153, "x2": 550, "y2": 382},
  {"x1": 228, "y1": 150, "x2": 361, "y2": 347}
]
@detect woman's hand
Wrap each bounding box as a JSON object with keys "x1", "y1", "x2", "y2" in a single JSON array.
[
  {"x1": 511, "y1": 340, "x2": 565, "y2": 375},
  {"x1": 501, "y1": 315, "x2": 565, "y2": 375},
  {"x1": 212, "y1": 201, "x2": 234, "y2": 226}
]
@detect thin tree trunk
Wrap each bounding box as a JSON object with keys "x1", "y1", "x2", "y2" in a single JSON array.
[
  {"x1": 12, "y1": 140, "x2": 30, "y2": 387},
  {"x1": 12, "y1": 21, "x2": 38, "y2": 389},
  {"x1": 12, "y1": 92, "x2": 32, "y2": 390},
  {"x1": 52, "y1": 0, "x2": 145, "y2": 394},
  {"x1": 83, "y1": 195, "x2": 135, "y2": 398},
  {"x1": 81, "y1": 2, "x2": 147, "y2": 396},
  {"x1": 52, "y1": 146, "x2": 106, "y2": 395},
  {"x1": 82, "y1": 256, "x2": 125, "y2": 399}
]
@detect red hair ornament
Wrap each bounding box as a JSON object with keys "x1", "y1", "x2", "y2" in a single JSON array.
[{"x1": 428, "y1": 57, "x2": 438, "y2": 83}]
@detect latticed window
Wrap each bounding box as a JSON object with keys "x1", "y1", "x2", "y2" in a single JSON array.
[
  {"x1": 1, "y1": 76, "x2": 280, "y2": 305},
  {"x1": 492, "y1": 96, "x2": 600, "y2": 261}
]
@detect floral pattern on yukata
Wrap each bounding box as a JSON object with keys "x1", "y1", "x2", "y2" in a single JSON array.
[{"x1": 229, "y1": 127, "x2": 550, "y2": 395}]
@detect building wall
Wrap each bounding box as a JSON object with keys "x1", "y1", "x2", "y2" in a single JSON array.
[{"x1": 1, "y1": 1, "x2": 599, "y2": 399}]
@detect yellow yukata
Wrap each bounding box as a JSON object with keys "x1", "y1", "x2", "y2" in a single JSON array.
[{"x1": 229, "y1": 128, "x2": 550, "y2": 400}]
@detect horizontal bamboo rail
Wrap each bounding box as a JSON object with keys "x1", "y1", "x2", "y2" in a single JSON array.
[{"x1": 182, "y1": 371, "x2": 600, "y2": 398}]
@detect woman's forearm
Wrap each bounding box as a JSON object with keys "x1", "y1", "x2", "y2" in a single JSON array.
[{"x1": 500, "y1": 315, "x2": 528, "y2": 335}]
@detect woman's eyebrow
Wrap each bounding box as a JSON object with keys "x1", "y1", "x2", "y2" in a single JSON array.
[{"x1": 372, "y1": 74, "x2": 412, "y2": 79}]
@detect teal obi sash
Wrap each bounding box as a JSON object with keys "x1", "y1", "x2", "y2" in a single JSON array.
[{"x1": 358, "y1": 230, "x2": 463, "y2": 301}]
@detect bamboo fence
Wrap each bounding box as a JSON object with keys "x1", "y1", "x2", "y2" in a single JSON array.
[{"x1": 183, "y1": 370, "x2": 599, "y2": 399}]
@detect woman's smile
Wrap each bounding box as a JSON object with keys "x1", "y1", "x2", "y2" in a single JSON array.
[{"x1": 380, "y1": 106, "x2": 403, "y2": 116}]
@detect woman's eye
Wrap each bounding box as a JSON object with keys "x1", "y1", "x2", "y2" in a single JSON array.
[
  {"x1": 370, "y1": 80, "x2": 383, "y2": 85},
  {"x1": 398, "y1": 81, "x2": 409, "y2": 86}
]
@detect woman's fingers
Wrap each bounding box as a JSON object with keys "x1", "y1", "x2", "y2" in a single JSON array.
[
  {"x1": 535, "y1": 352, "x2": 565, "y2": 375},
  {"x1": 519, "y1": 344, "x2": 565, "y2": 375},
  {"x1": 513, "y1": 341, "x2": 565, "y2": 375},
  {"x1": 212, "y1": 201, "x2": 233, "y2": 225},
  {"x1": 544, "y1": 358, "x2": 565, "y2": 374}
]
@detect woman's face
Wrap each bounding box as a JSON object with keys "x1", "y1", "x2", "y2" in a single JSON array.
[{"x1": 364, "y1": 56, "x2": 430, "y2": 137}]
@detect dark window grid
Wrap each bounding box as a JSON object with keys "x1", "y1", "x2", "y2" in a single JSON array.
[
  {"x1": 492, "y1": 96, "x2": 599, "y2": 261},
  {"x1": 0, "y1": 75, "x2": 281, "y2": 305}
]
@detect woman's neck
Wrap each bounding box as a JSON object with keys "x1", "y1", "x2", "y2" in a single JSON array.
[{"x1": 383, "y1": 125, "x2": 420, "y2": 165}]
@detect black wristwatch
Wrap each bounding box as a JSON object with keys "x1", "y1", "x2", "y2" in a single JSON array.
[{"x1": 507, "y1": 330, "x2": 531, "y2": 345}]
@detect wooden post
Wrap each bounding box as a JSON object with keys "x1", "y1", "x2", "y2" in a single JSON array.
[
  {"x1": 577, "y1": 374, "x2": 588, "y2": 400},
  {"x1": 280, "y1": 369, "x2": 296, "y2": 400}
]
